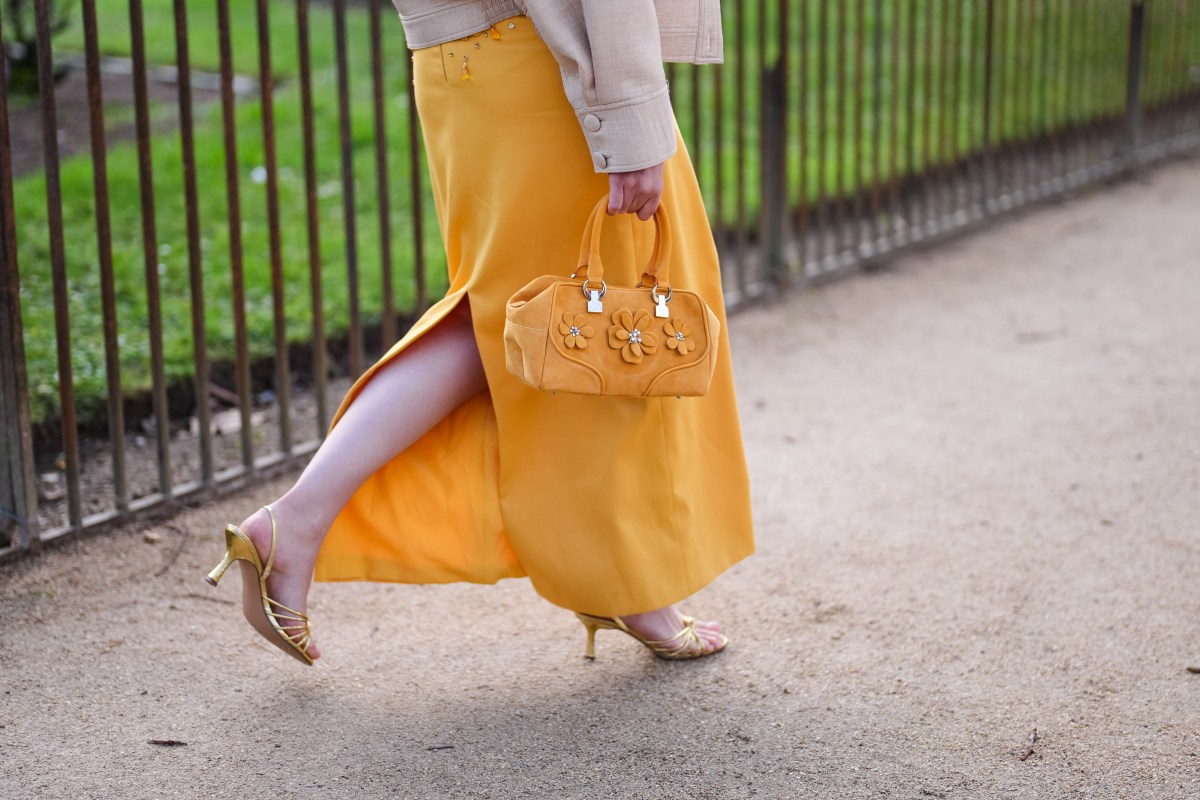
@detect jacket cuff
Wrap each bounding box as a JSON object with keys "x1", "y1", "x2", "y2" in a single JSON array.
[{"x1": 577, "y1": 86, "x2": 678, "y2": 173}]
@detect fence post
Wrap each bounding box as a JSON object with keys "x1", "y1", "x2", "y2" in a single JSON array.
[
  {"x1": 1124, "y1": 0, "x2": 1147, "y2": 170},
  {"x1": 760, "y1": 0, "x2": 790, "y2": 290},
  {"x1": 0, "y1": 249, "x2": 36, "y2": 554},
  {"x1": 0, "y1": 11, "x2": 38, "y2": 552}
]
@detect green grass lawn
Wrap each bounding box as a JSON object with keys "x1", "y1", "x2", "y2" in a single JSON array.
[{"x1": 10, "y1": 0, "x2": 1200, "y2": 424}]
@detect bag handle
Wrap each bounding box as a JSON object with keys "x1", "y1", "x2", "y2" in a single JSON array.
[{"x1": 572, "y1": 195, "x2": 673, "y2": 290}]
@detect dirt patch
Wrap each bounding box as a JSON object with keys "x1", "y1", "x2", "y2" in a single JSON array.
[{"x1": 6, "y1": 55, "x2": 236, "y2": 179}]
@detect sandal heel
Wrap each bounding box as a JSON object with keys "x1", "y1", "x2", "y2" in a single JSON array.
[
  {"x1": 204, "y1": 526, "x2": 260, "y2": 586},
  {"x1": 580, "y1": 618, "x2": 599, "y2": 660},
  {"x1": 204, "y1": 551, "x2": 234, "y2": 586}
]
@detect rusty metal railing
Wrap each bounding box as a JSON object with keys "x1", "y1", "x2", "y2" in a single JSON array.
[{"x1": 2, "y1": 0, "x2": 1198, "y2": 560}]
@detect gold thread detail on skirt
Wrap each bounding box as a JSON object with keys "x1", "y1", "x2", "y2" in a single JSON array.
[{"x1": 461, "y1": 55, "x2": 470, "y2": 81}]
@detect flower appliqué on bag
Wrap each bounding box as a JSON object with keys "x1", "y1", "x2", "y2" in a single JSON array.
[
  {"x1": 559, "y1": 312, "x2": 594, "y2": 349},
  {"x1": 608, "y1": 308, "x2": 658, "y2": 364},
  {"x1": 664, "y1": 319, "x2": 696, "y2": 356}
]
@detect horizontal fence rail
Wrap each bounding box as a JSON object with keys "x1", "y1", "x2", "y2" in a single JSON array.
[{"x1": 1, "y1": 0, "x2": 1199, "y2": 559}]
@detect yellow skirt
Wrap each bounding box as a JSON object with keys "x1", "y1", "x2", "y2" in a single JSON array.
[{"x1": 313, "y1": 17, "x2": 754, "y2": 616}]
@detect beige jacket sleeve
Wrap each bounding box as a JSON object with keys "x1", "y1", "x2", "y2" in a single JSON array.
[{"x1": 521, "y1": 0, "x2": 678, "y2": 174}]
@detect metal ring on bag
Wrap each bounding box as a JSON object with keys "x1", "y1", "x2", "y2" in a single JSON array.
[
  {"x1": 649, "y1": 282, "x2": 673, "y2": 305},
  {"x1": 581, "y1": 279, "x2": 607, "y2": 300}
]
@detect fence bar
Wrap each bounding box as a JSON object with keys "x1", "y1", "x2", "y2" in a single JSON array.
[
  {"x1": 967, "y1": 0, "x2": 983, "y2": 213},
  {"x1": 795, "y1": 0, "x2": 810, "y2": 263},
  {"x1": 815, "y1": 0, "x2": 829, "y2": 262},
  {"x1": 1019, "y1": 0, "x2": 1033, "y2": 190},
  {"x1": 903, "y1": 0, "x2": 918, "y2": 233},
  {"x1": 216, "y1": 0, "x2": 255, "y2": 470},
  {"x1": 35, "y1": 0, "x2": 82, "y2": 529},
  {"x1": 255, "y1": 0, "x2": 292, "y2": 454},
  {"x1": 853, "y1": 0, "x2": 866, "y2": 238},
  {"x1": 129, "y1": 0, "x2": 172, "y2": 499},
  {"x1": 1085, "y1": 0, "x2": 1102, "y2": 175},
  {"x1": 1046, "y1": 0, "x2": 1065, "y2": 182},
  {"x1": 334, "y1": 0, "x2": 364, "y2": 378},
  {"x1": 712, "y1": 61, "x2": 726, "y2": 269},
  {"x1": 760, "y1": 0, "x2": 789, "y2": 285},
  {"x1": 172, "y1": 0, "x2": 211, "y2": 484},
  {"x1": 0, "y1": 9, "x2": 37, "y2": 553},
  {"x1": 371, "y1": 0, "x2": 397, "y2": 347},
  {"x1": 82, "y1": 0, "x2": 128, "y2": 508},
  {"x1": 755, "y1": 0, "x2": 768, "y2": 287},
  {"x1": 1062, "y1": 0, "x2": 1077, "y2": 181},
  {"x1": 924, "y1": 0, "x2": 938, "y2": 227},
  {"x1": 691, "y1": 64, "x2": 703, "y2": 187},
  {"x1": 982, "y1": 0, "x2": 996, "y2": 208},
  {"x1": 1192, "y1": 0, "x2": 1200, "y2": 133},
  {"x1": 868, "y1": 0, "x2": 883, "y2": 246},
  {"x1": 1127, "y1": 0, "x2": 1148, "y2": 165},
  {"x1": 1169, "y1": 0, "x2": 1187, "y2": 141},
  {"x1": 405, "y1": 51, "x2": 428, "y2": 312},
  {"x1": 296, "y1": 0, "x2": 329, "y2": 434},
  {"x1": 733, "y1": 0, "x2": 748, "y2": 295},
  {"x1": 834, "y1": 0, "x2": 848, "y2": 252},
  {"x1": 887, "y1": 0, "x2": 901, "y2": 238},
  {"x1": 937, "y1": 0, "x2": 952, "y2": 223}
]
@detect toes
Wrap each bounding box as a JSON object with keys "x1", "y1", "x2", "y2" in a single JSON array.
[{"x1": 698, "y1": 627, "x2": 726, "y2": 653}]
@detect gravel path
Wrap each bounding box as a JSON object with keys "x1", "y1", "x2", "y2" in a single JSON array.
[{"x1": 2, "y1": 157, "x2": 1199, "y2": 800}]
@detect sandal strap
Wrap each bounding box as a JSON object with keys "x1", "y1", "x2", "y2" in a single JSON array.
[
  {"x1": 261, "y1": 505, "x2": 278, "y2": 578},
  {"x1": 645, "y1": 616, "x2": 704, "y2": 657},
  {"x1": 263, "y1": 595, "x2": 313, "y2": 654}
]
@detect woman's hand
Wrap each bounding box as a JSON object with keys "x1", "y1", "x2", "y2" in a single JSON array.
[{"x1": 607, "y1": 162, "x2": 665, "y2": 220}]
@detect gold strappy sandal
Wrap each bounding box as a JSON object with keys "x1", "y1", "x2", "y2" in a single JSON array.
[
  {"x1": 575, "y1": 612, "x2": 728, "y2": 661},
  {"x1": 205, "y1": 505, "x2": 315, "y2": 665}
]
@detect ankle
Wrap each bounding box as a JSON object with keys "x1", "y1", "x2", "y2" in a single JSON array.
[
  {"x1": 266, "y1": 494, "x2": 332, "y2": 550},
  {"x1": 240, "y1": 502, "x2": 325, "y2": 565}
]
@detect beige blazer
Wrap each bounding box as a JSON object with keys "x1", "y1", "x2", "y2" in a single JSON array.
[{"x1": 391, "y1": 0, "x2": 724, "y2": 172}]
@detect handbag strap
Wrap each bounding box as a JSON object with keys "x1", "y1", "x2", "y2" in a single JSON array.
[{"x1": 573, "y1": 195, "x2": 673, "y2": 289}]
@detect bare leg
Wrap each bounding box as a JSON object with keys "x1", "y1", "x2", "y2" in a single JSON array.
[{"x1": 237, "y1": 301, "x2": 486, "y2": 659}]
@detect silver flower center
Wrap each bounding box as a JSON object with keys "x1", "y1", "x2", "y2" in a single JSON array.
[
  {"x1": 569, "y1": 326, "x2": 581, "y2": 336},
  {"x1": 675, "y1": 331, "x2": 685, "y2": 341},
  {"x1": 629, "y1": 328, "x2": 642, "y2": 344}
]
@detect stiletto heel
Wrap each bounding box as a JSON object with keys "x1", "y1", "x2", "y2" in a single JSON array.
[
  {"x1": 574, "y1": 612, "x2": 727, "y2": 661},
  {"x1": 205, "y1": 505, "x2": 315, "y2": 665},
  {"x1": 582, "y1": 618, "x2": 599, "y2": 660}
]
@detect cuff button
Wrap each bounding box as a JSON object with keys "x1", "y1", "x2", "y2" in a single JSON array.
[
  {"x1": 591, "y1": 151, "x2": 608, "y2": 170},
  {"x1": 582, "y1": 113, "x2": 602, "y2": 132}
]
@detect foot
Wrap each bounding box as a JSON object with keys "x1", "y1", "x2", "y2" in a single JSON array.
[
  {"x1": 619, "y1": 605, "x2": 727, "y2": 656},
  {"x1": 237, "y1": 502, "x2": 325, "y2": 661}
]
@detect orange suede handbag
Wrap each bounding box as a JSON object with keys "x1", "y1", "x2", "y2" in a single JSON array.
[{"x1": 503, "y1": 196, "x2": 720, "y2": 397}]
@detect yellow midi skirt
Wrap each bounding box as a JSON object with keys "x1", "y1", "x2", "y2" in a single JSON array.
[{"x1": 313, "y1": 17, "x2": 754, "y2": 616}]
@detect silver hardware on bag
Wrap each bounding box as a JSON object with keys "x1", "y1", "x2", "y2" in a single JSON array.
[
  {"x1": 651, "y1": 283, "x2": 673, "y2": 318},
  {"x1": 582, "y1": 279, "x2": 606, "y2": 313}
]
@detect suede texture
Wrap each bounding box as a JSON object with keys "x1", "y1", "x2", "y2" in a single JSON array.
[{"x1": 503, "y1": 200, "x2": 720, "y2": 397}]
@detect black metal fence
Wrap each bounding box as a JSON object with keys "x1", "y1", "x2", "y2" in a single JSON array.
[{"x1": 1, "y1": 0, "x2": 1198, "y2": 560}]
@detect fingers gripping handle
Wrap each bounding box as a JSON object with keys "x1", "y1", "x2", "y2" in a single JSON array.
[{"x1": 572, "y1": 195, "x2": 673, "y2": 290}]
